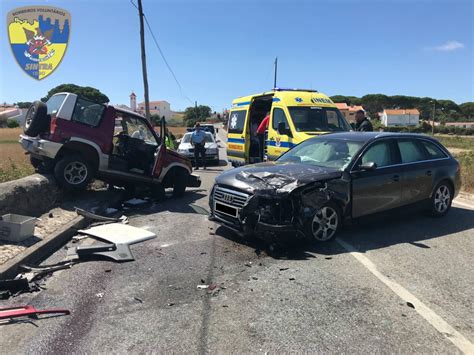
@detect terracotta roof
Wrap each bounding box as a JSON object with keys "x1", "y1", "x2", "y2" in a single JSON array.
[
  {"x1": 384, "y1": 109, "x2": 420, "y2": 115},
  {"x1": 334, "y1": 103, "x2": 349, "y2": 110}
]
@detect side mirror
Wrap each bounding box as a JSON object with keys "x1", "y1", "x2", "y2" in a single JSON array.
[
  {"x1": 176, "y1": 138, "x2": 182, "y2": 144},
  {"x1": 358, "y1": 161, "x2": 377, "y2": 171},
  {"x1": 277, "y1": 122, "x2": 292, "y2": 137}
]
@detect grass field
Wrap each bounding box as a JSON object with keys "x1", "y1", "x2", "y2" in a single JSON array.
[
  {"x1": 0, "y1": 128, "x2": 473, "y2": 192},
  {"x1": 0, "y1": 128, "x2": 34, "y2": 183}
]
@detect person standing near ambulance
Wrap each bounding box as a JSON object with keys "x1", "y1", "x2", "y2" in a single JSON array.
[{"x1": 191, "y1": 123, "x2": 207, "y2": 170}]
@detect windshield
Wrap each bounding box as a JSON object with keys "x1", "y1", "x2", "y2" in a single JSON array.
[
  {"x1": 46, "y1": 94, "x2": 67, "y2": 116},
  {"x1": 182, "y1": 132, "x2": 214, "y2": 143},
  {"x1": 277, "y1": 137, "x2": 364, "y2": 170},
  {"x1": 288, "y1": 106, "x2": 351, "y2": 132}
]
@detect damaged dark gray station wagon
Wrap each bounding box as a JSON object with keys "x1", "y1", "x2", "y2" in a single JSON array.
[{"x1": 210, "y1": 132, "x2": 461, "y2": 242}]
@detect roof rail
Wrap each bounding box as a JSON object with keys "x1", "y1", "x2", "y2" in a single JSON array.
[{"x1": 273, "y1": 87, "x2": 318, "y2": 93}]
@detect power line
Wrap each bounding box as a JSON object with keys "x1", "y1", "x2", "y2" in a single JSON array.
[{"x1": 130, "y1": 0, "x2": 194, "y2": 106}]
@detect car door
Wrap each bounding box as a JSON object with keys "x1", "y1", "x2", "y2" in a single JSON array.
[
  {"x1": 351, "y1": 139, "x2": 402, "y2": 218},
  {"x1": 267, "y1": 107, "x2": 293, "y2": 161},
  {"x1": 396, "y1": 138, "x2": 435, "y2": 205}
]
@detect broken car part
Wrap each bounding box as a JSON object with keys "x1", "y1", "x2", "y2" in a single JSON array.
[
  {"x1": 78, "y1": 223, "x2": 156, "y2": 245},
  {"x1": 0, "y1": 305, "x2": 70, "y2": 322},
  {"x1": 75, "y1": 243, "x2": 135, "y2": 262},
  {"x1": 75, "y1": 208, "x2": 128, "y2": 223}
]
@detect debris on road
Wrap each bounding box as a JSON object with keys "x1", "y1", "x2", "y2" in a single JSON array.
[
  {"x1": 75, "y1": 243, "x2": 135, "y2": 262},
  {"x1": 0, "y1": 214, "x2": 36, "y2": 242},
  {"x1": 75, "y1": 208, "x2": 128, "y2": 224},
  {"x1": 78, "y1": 223, "x2": 156, "y2": 245},
  {"x1": 406, "y1": 302, "x2": 415, "y2": 309},
  {"x1": 124, "y1": 198, "x2": 148, "y2": 207},
  {"x1": 134, "y1": 297, "x2": 143, "y2": 303},
  {"x1": 279, "y1": 267, "x2": 289, "y2": 271},
  {"x1": 197, "y1": 285, "x2": 209, "y2": 289},
  {"x1": 96, "y1": 292, "x2": 104, "y2": 298},
  {"x1": 0, "y1": 305, "x2": 70, "y2": 323},
  {"x1": 289, "y1": 277, "x2": 296, "y2": 281},
  {"x1": 189, "y1": 204, "x2": 209, "y2": 215}
]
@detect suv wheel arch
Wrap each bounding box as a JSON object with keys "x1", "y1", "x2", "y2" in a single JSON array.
[{"x1": 56, "y1": 141, "x2": 100, "y2": 172}]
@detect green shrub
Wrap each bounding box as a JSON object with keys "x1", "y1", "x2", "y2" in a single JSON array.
[{"x1": 6, "y1": 119, "x2": 20, "y2": 128}]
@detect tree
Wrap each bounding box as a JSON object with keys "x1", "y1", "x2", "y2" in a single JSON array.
[
  {"x1": 183, "y1": 105, "x2": 212, "y2": 126},
  {"x1": 14, "y1": 102, "x2": 32, "y2": 108},
  {"x1": 41, "y1": 84, "x2": 109, "y2": 103},
  {"x1": 460, "y1": 102, "x2": 474, "y2": 120},
  {"x1": 150, "y1": 114, "x2": 162, "y2": 126}
]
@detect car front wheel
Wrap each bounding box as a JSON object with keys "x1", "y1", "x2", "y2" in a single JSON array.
[
  {"x1": 430, "y1": 181, "x2": 453, "y2": 217},
  {"x1": 54, "y1": 155, "x2": 93, "y2": 191},
  {"x1": 305, "y1": 202, "x2": 341, "y2": 242}
]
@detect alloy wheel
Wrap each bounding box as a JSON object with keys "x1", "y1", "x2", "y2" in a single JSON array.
[
  {"x1": 311, "y1": 206, "x2": 339, "y2": 241},
  {"x1": 434, "y1": 185, "x2": 451, "y2": 213},
  {"x1": 63, "y1": 161, "x2": 88, "y2": 185}
]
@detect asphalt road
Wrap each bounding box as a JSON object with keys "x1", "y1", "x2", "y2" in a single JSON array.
[{"x1": 1, "y1": 128, "x2": 473, "y2": 353}]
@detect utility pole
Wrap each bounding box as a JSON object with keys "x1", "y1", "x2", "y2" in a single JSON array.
[
  {"x1": 432, "y1": 101, "x2": 436, "y2": 135},
  {"x1": 273, "y1": 57, "x2": 278, "y2": 89},
  {"x1": 195, "y1": 101, "x2": 198, "y2": 123},
  {"x1": 137, "y1": 0, "x2": 151, "y2": 121}
]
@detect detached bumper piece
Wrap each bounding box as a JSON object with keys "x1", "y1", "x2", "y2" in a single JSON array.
[
  {"x1": 187, "y1": 174, "x2": 201, "y2": 187},
  {"x1": 0, "y1": 305, "x2": 70, "y2": 322}
]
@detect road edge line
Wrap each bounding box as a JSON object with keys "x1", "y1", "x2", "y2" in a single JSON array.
[{"x1": 336, "y1": 238, "x2": 474, "y2": 354}]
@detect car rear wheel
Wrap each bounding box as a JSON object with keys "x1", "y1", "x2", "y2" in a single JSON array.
[
  {"x1": 173, "y1": 170, "x2": 188, "y2": 197},
  {"x1": 54, "y1": 155, "x2": 93, "y2": 191},
  {"x1": 430, "y1": 181, "x2": 453, "y2": 217},
  {"x1": 24, "y1": 101, "x2": 50, "y2": 137},
  {"x1": 305, "y1": 202, "x2": 341, "y2": 242}
]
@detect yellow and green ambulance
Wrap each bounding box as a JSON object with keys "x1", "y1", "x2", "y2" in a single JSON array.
[{"x1": 226, "y1": 88, "x2": 351, "y2": 166}]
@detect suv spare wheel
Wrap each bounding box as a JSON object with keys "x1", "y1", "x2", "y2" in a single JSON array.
[{"x1": 24, "y1": 101, "x2": 50, "y2": 137}]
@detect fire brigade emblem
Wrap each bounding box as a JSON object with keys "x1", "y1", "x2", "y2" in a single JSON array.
[{"x1": 7, "y1": 6, "x2": 71, "y2": 80}]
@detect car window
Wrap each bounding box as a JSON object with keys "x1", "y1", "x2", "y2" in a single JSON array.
[
  {"x1": 228, "y1": 110, "x2": 246, "y2": 134},
  {"x1": 398, "y1": 140, "x2": 425, "y2": 163},
  {"x1": 46, "y1": 94, "x2": 66, "y2": 115},
  {"x1": 72, "y1": 97, "x2": 105, "y2": 127},
  {"x1": 361, "y1": 141, "x2": 393, "y2": 167},
  {"x1": 421, "y1": 140, "x2": 447, "y2": 160},
  {"x1": 205, "y1": 132, "x2": 215, "y2": 142},
  {"x1": 272, "y1": 108, "x2": 290, "y2": 130},
  {"x1": 182, "y1": 133, "x2": 192, "y2": 143}
]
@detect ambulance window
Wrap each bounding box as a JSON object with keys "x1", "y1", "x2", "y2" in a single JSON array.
[
  {"x1": 228, "y1": 110, "x2": 246, "y2": 134},
  {"x1": 272, "y1": 108, "x2": 290, "y2": 130}
]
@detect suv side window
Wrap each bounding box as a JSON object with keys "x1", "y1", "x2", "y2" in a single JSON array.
[
  {"x1": 228, "y1": 110, "x2": 246, "y2": 134},
  {"x1": 360, "y1": 140, "x2": 394, "y2": 168},
  {"x1": 72, "y1": 98, "x2": 105, "y2": 127},
  {"x1": 397, "y1": 139, "x2": 425, "y2": 163},
  {"x1": 272, "y1": 108, "x2": 290, "y2": 130},
  {"x1": 420, "y1": 140, "x2": 447, "y2": 160}
]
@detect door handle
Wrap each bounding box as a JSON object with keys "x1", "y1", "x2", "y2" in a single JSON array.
[
  {"x1": 392, "y1": 174, "x2": 400, "y2": 182},
  {"x1": 426, "y1": 170, "x2": 432, "y2": 176}
]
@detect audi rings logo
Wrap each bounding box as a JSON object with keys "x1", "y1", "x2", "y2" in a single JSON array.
[{"x1": 222, "y1": 193, "x2": 234, "y2": 204}]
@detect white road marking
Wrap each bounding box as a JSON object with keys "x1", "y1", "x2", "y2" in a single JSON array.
[
  {"x1": 336, "y1": 238, "x2": 474, "y2": 354},
  {"x1": 453, "y1": 200, "x2": 474, "y2": 210}
]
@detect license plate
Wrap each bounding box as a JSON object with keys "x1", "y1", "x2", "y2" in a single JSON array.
[{"x1": 215, "y1": 202, "x2": 237, "y2": 218}]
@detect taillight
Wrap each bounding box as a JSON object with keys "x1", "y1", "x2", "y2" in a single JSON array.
[{"x1": 50, "y1": 117, "x2": 57, "y2": 135}]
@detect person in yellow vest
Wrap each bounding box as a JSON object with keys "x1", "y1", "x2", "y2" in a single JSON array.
[{"x1": 164, "y1": 128, "x2": 176, "y2": 150}]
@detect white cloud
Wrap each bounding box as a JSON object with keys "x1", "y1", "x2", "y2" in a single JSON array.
[{"x1": 429, "y1": 41, "x2": 465, "y2": 52}]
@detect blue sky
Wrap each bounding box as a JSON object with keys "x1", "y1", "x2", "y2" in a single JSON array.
[{"x1": 1, "y1": 0, "x2": 472, "y2": 112}]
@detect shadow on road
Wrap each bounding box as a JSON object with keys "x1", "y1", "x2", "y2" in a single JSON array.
[{"x1": 213, "y1": 205, "x2": 474, "y2": 260}]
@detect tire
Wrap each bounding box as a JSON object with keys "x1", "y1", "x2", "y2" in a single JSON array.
[
  {"x1": 30, "y1": 156, "x2": 42, "y2": 169},
  {"x1": 304, "y1": 202, "x2": 341, "y2": 242},
  {"x1": 430, "y1": 181, "x2": 453, "y2": 217},
  {"x1": 24, "y1": 101, "x2": 50, "y2": 136},
  {"x1": 54, "y1": 154, "x2": 93, "y2": 191},
  {"x1": 151, "y1": 184, "x2": 165, "y2": 200},
  {"x1": 173, "y1": 170, "x2": 188, "y2": 197}
]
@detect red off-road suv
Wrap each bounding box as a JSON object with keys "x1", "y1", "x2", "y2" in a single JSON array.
[{"x1": 19, "y1": 92, "x2": 200, "y2": 196}]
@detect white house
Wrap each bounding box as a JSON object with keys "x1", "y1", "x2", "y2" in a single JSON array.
[
  {"x1": 136, "y1": 99, "x2": 172, "y2": 120},
  {"x1": 381, "y1": 109, "x2": 420, "y2": 127}
]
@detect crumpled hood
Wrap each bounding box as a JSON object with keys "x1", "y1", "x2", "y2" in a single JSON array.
[{"x1": 215, "y1": 162, "x2": 342, "y2": 195}]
